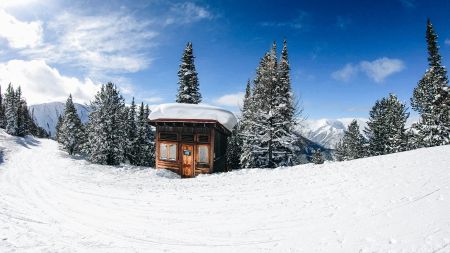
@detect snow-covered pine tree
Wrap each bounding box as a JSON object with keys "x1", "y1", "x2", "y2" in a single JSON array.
[
  {"x1": 241, "y1": 47, "x2": 276, "y2": 168},
  {"x1": 125, "y1": 97, "x2": 138, "y2": 164},
  {"x1": 272, "y1": 39, "x2": 298, "y2": 166},
  {"x1": 410, "y1": 19, "x2": 450, "y2": 147},
  {"x1": 335, "y1": 120, "x2": 366, "y2": 161},
  {"x1": 239, "y1": 79, "x2": 258, "y2": 168},
  {"x1": 16, "y1": 97, "x2": 30, "y2": 137},
  {"x1": 0, "y1": 85, "x2": 5, "y2": 129},
  {"x1": 227, "y1": 80, "x2": 253, "y2": 170},
  {"x1": 311, "y1": 149, "x2": 324, "y2": 164},
  {"x1": 4, "y1": 83, "x2": 18, "y2": 135},
  {"x1": 240, "y1": 41, "x2": 299, "y2": 168},
  {"x1": 176, "y1": 42, "x2": 201, "y2": 104},
  {"x1": 365, "y1": 94, "x2": 409, "y2": 156},
  {"x1": 87, "y1": 83, "x2": 127, "y2": 165},
  {"x1": 59, "y1": 94, "x2": 86, "y2": 155},
  {"x1": 55, "y1": 114, "x2": 63, "y2": 142},
  {"x1": 134, "y1": 103, "x2": 155, "y2": 166},
  {"x1": 226, "y1": 123, "x2": 242, "y2": 170}
]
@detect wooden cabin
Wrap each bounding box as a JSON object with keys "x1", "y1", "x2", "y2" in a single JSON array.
[{"x1": 148, "y1": 103, "x2": 237, "y2": 178}]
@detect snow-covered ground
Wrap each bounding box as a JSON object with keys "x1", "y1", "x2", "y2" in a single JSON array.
[{"x1": 0, "y1": 130, "x2": 449, "y2": 252}]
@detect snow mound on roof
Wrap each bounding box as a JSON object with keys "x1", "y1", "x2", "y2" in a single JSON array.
[{"x1": 148, "y1": 103, "x2": 238, "y2": 131}]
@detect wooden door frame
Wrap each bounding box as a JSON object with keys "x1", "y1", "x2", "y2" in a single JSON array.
[{"x1": 181, "y1": 143, "x2": 195, "y2": 177}]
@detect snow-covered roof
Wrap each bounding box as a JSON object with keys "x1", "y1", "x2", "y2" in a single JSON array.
[{"x1": 148, "y1": 103, "x2": 237, "y2": 131}]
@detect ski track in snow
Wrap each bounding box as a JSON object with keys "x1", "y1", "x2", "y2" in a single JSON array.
[{"x1": 0, "y1": 131, "x2": 449, "y2": 252}]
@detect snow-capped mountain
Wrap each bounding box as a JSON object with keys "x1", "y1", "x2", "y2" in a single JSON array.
[
  {"x1": 298, "y1": 118, "x2": 368, "y2": 149},
  {"x1": 29, "y1": 102, "x2": 90, "y2": 137}
]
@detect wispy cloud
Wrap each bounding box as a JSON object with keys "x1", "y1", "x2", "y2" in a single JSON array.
[
  {"x1": 0, "y1": 59, "x2": 100, "y2": 105},
  {"x1": 260, "y1": 10, "x2": 309, "y2": 30},
  {"x1": 214, "y1": 92, "x2": 245, "y2": 107},
  {"x1": 445, "y1": 39, "x2": 450, "y2": 45},
  {"x1": 332, "y1": 57, "x2": 405, "y2": 83},
  {"x1": 0, "y1": 10, "x2": 43, "y2": 49},
  {"x1": 331, "y1": 63, "x2": 358, "y2": 82},
  {"x1": 164, "y1": 2, "x2": 213, "y2": 26},
  {"x1": 22, "y1": 11, "x2": 157, "y2": 75},
  {"x1": 399, "y1": 0, "x2": 415, "y2": 8}
]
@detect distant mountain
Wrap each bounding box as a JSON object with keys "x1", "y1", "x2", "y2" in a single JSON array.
[
  {"x1": 29, "y1": 102, "x2": 90, "y2": 137},
  {"x1": 298, "y1": 118, "x2": 368, "y2": 149}
]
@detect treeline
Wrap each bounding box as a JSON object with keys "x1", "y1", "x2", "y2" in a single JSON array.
[
  {"x1": 336, "y1": 19, "x2": 450, "y2": 161},
  {"x1": 0, "y1": 84, "x2": 48, "y2": 138},
  {"x1": 56, "y1": 83, "x2": 155, "y2": 166}
]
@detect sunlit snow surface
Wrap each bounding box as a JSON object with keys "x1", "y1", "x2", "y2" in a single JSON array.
[{"x1": 0, "y1": 130, "x2": 449, "y2": 252}]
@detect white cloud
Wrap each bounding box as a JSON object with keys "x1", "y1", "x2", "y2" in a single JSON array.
[
  {"x1": 0, "y1": 10, "x2": 43, "y2": 49},
  {"x1": 0, "y1": 60, "x2": 100, "y2": 105},
  {"x1": 0, "y1": 0, "x2": 41, "y2": 9},
  {"x1": 360, "y1": 57, "x2": 405, "y2": 83},
  {"x1": 332, "y1": 57, "x2": 405, "y2": 83},
  {"x1": 22, "y1": 11, "x2": 158, "y2": 75},
  {"x1": 214, "y1": 92, "x2": 245, "y2": 107},
  {"x1": 331, "y1": 63, "x2": 358, "y2": 82},
  {"x1": 164, "y1": 2, "x2": 213, "y2": 26},
  {"x1": 445, "y1": 39, "x2": 450, "y2": 45}
]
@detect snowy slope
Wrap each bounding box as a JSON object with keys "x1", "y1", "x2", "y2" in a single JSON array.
[
  {"x1": 0, "y1": 130, "x2": 449, "y2": 252},
  {"x1": 299, "y1": 118, "x2": 368, "y2": 149},
  {"x1": 29, "y1": 102, "x2": 90, "y2": 137}
]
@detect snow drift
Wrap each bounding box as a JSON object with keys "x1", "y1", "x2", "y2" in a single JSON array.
[{"x1": 0, "y1": 130, "x2": 449, "y2": 252}]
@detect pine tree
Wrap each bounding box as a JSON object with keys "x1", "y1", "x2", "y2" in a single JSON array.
[
  {"x1": 55, "y1": 114, "x2": 63, "y2": 142},
  {"x1": 226, "y1": 123, "x2": 242, "y2": 170},
  {"x1": 311, "y1": 149, "x2": 324, "y2": 164},
  {"x1": 365, "y1": 94, "x2": 409, "y2": 156},
  {"x1": 86, "y1": 83, "x2": 127, "y2": 165},
  {"x1": 241, "y1": 50, "x2": 275, "y2": 168},
  {"x1": 59, "y1": 95, "x2": 86, "y2": 155},
  {"x1": 335, "y1": 120, "x2": 366, "y2": 161},
  {"x1": 134, "y1": 103, "x2": 155, "y2": 166},
  {"x1": 410, "y1": 19, "x2": 450, "y2": 147},
  {"x1": 176, "y1": 42, "x2": 202, "y2": 104},
  {"x1": 0, "y1": 85, "x2": 5, "y2": 129},
  {"x1": 240, "y1": 41, "x2": 298, "y2": 168},
  {"x1": 4, "y1": 84, "x2": 18, "y2": 135},
  {"x1": 125, "y1": 97, "x2": 138, "y2": 164},
  {"x1": 272, "y1": 40, "x2": 298, "y2": 166}
]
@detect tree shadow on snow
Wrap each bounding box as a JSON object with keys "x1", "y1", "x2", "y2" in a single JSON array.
[{"x1": 14, "y1": 136, "x2": 40, "y2": 149}]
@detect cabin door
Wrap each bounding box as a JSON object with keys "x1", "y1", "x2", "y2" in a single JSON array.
[{"x1": 181, "y1": 144, "x2": 194, "y2": 177}]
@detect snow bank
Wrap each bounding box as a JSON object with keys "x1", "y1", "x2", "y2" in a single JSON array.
[
  {"x1": 148, "y1": 103, "x2": 237, "y2": 131},
  {"x1": 1, "y1": 129, "x2": 449, "y2": 252}
]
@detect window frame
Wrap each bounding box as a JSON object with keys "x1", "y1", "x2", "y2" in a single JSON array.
[
  {"x1": 159, "y1": 142, "x2": 178, "y2": 162},
  {"x1": 197, "y1": 144, "x2": 210, "y2": 165}
]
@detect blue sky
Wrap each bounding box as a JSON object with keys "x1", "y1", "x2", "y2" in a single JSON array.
[{"x1": 0, "y1": 0, "x2": 449, "y2": 119}]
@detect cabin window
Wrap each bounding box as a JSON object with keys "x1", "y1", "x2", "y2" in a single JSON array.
[
  {"x1": 198, "y1": 145, "x2": 209, "y2": 164},
  {"x1": 160, "y1": 133, "x2": 178, "y2": 141},
  {"x1": 160, "y1": 143, "x2": 177, "y2": 161}
]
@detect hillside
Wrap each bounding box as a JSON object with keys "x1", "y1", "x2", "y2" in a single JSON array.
[
  {"x1": 0, "y1": 130, "x2": 449, "y2": 252},
  {"x1": 29, "y1": 102, "x2": 90, "y2": 137}
]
